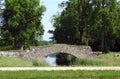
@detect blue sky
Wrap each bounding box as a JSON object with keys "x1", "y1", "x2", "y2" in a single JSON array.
[{"x1": 41, "y1": 0, "x2": 68, "y2": 41}]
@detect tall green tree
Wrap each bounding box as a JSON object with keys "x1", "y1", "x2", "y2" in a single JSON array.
[
  {"x1": 51, "y1": 0, "x2": 80, "y2": 44},
  {"x1": 87, "y1": 0, "x2": 119, "y2": 52},
  {"x1": 1, "y1": 0, "x2": 45, "y2": 49},
  {"x1": 113, "y1": 1, "x2": 120, "y2": 51},
  {"x1": 52, "y1": 0, "x2": 91, "y2": 45},
  {"x1": 52, "y1": 0, "x2": 120, "y2": 52}
]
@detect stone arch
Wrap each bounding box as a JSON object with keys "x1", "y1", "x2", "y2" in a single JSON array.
[{"x1": 22, "y1": 44, "x2": 93, "y2": 62}]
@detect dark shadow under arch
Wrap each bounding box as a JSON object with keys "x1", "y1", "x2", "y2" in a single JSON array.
[
  {"x1": 45, "y1": 52, "x2": 77, "y2": 66},
  {"x1": 56, "y1": 52, "x2": 77, "y2": 66}
]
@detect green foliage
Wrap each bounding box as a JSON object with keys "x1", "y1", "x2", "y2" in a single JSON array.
[
  {"x1": 87, "y1": 0, "x2": 119, "y2": 53},
  {"x1": 0, "y1": 46, "x2": 14, "y2": 51},
  {"x1": 38, "y1": 40, "x2": 55, "y2": 46},
  {"x1": 32, "y1": 60, "x2": 48, "y2": 66},
  {"x1": 1, "y1": 0, "x2": 45, "y2": 50},
  {"x1": 52, "y1": 1, "x2": 80, "y2": 44},
  {"x1": 52, "y1": 0, "x2": 120, "y2": 52},
  {"x1": 32, "y1": 60, "x2": 40, "y2": 66},
  {"x1": 0, "y1": 70, "x2": 120, "y2": 79},
  {"x1": 82, "y1": 37, "x2": 88, "y2": 45}
]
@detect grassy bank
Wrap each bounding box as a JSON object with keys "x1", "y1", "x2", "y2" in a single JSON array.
[
  {"x1": 94, "y1": 52, "x2": 120, "y2": 66},
  {"x1": 0, "y1": 57, "x2": 49, "y2": 67},
  {"x1": 0, "y1": 70, "x2": 119, "y2": 79},
  {"x1": 0, "y1": 57, "x2": 33, "y2": 67},
  {"x1": 74, "y1": 52, "x2": 120, "y2": 66}
]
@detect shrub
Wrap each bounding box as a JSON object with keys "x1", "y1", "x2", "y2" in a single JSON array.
[
  {"x1": 32, "y1": 60, "x2": 48, "y2": 66},
  {"x1": 0, "y1": 46, "x2": 14, "y2": 51},
  {"x1": 32, "y1": 60, "x2": 40, "y2": 66}
]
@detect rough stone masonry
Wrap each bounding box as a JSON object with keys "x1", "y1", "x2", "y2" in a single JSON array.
[{"x1": 0, "y1": 44, "x2": 102, "y2": 61}]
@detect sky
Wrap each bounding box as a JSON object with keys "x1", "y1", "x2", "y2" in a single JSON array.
[{"x1": 41, "y1": 0, "x2": 68, "y2": 41}]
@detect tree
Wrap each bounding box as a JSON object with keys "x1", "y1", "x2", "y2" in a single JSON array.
[
  {"x1": 113, "y1": 1, "x2": 120, "y2": 51},
  {"x1": 52, "y1": 0, "x2": 120, "y2": 52},
  {"x1": 1, "y1": 0, "x2": 45, "y2": 49},
  {"x1": 51, "y1": 0, "x2": 80, "y2": 44},
  {"x1": 53, "y1": 9, "x2": 80, "y2": 44},
  {"x1": 87, "y1": 0, "x2": 119, "y2": 52},
  {"x1": 51, "y1": 0, "x2": 91, "y2": 45}
]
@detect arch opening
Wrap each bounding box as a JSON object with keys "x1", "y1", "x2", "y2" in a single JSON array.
[
  {"x1": 44, "y1": 52, "x2": 77, "y2": 66},
  {"x1": 56, "y1": 52, "x2": 77, "y2": 66},
  {"x1": 45, "y1": 53, "x2": 57, "y2": 66}
]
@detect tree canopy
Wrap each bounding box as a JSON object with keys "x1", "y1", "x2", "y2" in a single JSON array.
[
  {"x1": 51, "y1": 0, "x2": 120, "y2": 52},
  {"x1": 0, "y1": 0, "x2": 45, "y2": 50}
]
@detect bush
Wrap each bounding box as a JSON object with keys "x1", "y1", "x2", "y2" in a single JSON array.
[
  {"x1": 32, "y1": 60, "x2": 40, "y2": 66},
  {"x1": 0, "y1": 46, "x2": 14, "y2": 51},
  {"x1": 32, "y1": 60, "x2": 48, "y2": 66}
]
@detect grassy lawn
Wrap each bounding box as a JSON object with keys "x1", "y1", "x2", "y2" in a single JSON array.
[
  {"x1": 0, "y1": 57, "x2": 33, "y2": 67},
  {"x1": 74, "y1": 52, "x2": 120, "y2": 66},
  {"x1": 94, "y1": 52, "x2": 120, "y2": 66},
  {"x1": 0, "y1": 70, "x2": 119, "y2": 79},
  {"x1": 0, "y1": 56, "x2": 49, "y2": 67}
]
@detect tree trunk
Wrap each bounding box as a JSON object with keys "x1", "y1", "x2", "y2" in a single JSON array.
[
  {"x1": 14, "y1": 38, "x2": 23, "y2": 50},
  {"x1": 101, "y1": 0, "x2": 105, "y2": 52},
  {"x1": 77, "y1": 0, "x2": 85, "y2": 45}
]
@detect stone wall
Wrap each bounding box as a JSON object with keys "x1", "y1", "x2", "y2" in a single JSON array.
[
  {"x1": 0, "y1": 51, "x2": 20, "y2": 57},
  {"x1": 0, "y1": 44, "x2": 102, "y2": 61}
]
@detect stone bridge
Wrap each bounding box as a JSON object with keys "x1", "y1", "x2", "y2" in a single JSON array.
[{"x1": 0, "y1": 44, "x2": 102, "y2": 61}]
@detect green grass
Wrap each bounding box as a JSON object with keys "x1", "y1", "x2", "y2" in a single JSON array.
[
  {"x1": 0, "y1": 57, "x2": 49, "y2": 67},
  {"x1": 94, "y1": 52, "x2": 120, "y2": 66},
  {"x1": 0, "y1": 70, "x2": 119, "y2": 79},
  {"x1": 32, "y1": 60, "x2": 49, "y2": 67},
  {"x1": 74, "y1": 52, "x2": 120, "y2": 66},
  {"x1": 0, "y1": 57, "x2": 33, "y2": 67},
  {"x1": 74, "y1": 58, "x2": 105, "y2": 66}
]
